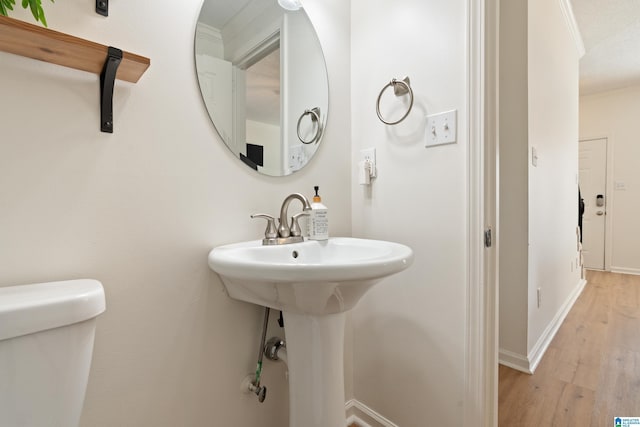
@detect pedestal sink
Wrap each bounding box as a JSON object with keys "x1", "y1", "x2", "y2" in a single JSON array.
[{"x1": 208, "y1": 237, "x2": 413, "y2": 427}]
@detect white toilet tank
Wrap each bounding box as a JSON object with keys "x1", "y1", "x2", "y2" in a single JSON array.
[{"x1": 0, "y1": 279, "x2": 106, "y2": 427}]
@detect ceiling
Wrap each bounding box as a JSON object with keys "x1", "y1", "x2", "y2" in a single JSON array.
[
  {"x1": 571, "y1": 0, "x2": 640, "y2": 95},
  {"x1": 199, "y1": 0, "x2": 253, "y2": 29},
  {"x1": 198, "y1": 0, "x2": 638, "y2": 98}
]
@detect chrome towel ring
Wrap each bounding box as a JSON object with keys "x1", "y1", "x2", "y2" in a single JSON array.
[
  {"x1": 297, "y1": 107, "x2": 323, "y2": 144},
  {"x1": 376, "y1": 76, "x2": 414, "y2": 125}
]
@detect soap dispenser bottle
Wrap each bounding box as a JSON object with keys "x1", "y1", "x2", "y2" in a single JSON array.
[{"x1": 307, "y1": 186, "x2": 329, "y2": 240}]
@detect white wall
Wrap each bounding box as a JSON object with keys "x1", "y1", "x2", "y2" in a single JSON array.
[
  {"x1": 350, "y1": 0, "x2": 468, "y2": 424},
  {"x1": 246, "y1": 119, "x2": 281, "y2": 175},
  {"x1": 0, "y1": 0, "x2": 350, "y2": 425},
  {"x1": 281, "y1": 10, "x2": 329, "y2": 175},
  {"x1": 527, "y1": 0, "x2": 583, "y2": 355},
  {"x1": 579, "y1": 85, "x2": 640, "y2": 274},
  {"x1": 498, "y1": 0, "x2": 583, "y2": 371},
  {"x1": 498, "y1": 0, "x2": 530, "y2": 360}
]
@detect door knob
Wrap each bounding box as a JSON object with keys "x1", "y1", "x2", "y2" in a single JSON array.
[{"x1": 596, "y1": 211, "x2": 604, "y2": 216}]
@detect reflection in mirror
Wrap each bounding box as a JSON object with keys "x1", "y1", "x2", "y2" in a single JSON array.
[{"x1": 195, "y1": 0, "x2": 329, "y2": 176}]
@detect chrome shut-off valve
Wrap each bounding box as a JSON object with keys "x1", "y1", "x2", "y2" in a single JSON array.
[{"x1": 248, "y1": 381, "x2": 267, "y2": 403}]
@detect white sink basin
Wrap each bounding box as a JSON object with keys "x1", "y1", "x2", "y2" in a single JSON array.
[
  {"x1": 208, "y1": 236, "x2": 413, "y2": 426},
  {"x1": 208, "y1": 237, "x2": 413, "y2": 315}
]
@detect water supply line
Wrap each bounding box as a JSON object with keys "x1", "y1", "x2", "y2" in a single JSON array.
[{"x1": 247, "y1": 307, "x2": 270, "y2": 402}]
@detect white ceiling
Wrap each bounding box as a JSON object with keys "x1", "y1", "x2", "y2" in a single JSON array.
[
  {"x1": 199, "y1": 1, "x2": 636, "y2": 102},
  {"x1": 199, "y1": 0, "x2": 253, "y2": 29},
  {"x1": 571, "y1": 0, "x2": 640, "y2": 95}
]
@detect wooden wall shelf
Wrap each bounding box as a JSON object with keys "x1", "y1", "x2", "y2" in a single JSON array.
[
  {"x1": 0, "y1": 15, "x2": 149, "y2": 82},
  {"x1": 0, "y1": 15, "x2": 150, "y2": 132}
]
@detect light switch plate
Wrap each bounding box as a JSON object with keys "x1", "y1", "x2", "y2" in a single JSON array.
[
  {"x1": 614, "y1": 181, "x2": 627, "y2": 191},
  {"x1": 425, "y1": 109, "x2": 457, "y2": 147}
]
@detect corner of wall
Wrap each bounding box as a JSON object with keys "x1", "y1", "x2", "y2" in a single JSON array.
[
  {"x1": 346, "y1": 400, "x2": 399, "y2": 427},
  {"x1": 527, "y1": 277, "x2": 587, "y2": 372},
  {"x1": 557, "y1": 0, "x2": 586, "y2": 57},
  {"x1": 500, "y1": 276, "x2": 586, "y2": 374}
]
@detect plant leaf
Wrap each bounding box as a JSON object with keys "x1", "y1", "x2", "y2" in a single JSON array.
[
  {"x1": 1, "y1": 0, "x2": 49, "y2": 26},
  {"x1": 37, "y1": 3, "x2": 45, "y2": 26},
  {"x1": 0, "y1": 0, "x2": 15, "y2": 15},
  {"x1": 27, "y1": 0, "x2": 38, "y2": 20}
]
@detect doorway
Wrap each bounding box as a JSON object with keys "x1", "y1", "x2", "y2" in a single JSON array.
[{"x1": 579, "y1": 138, "x2": 608, "y2": 270}]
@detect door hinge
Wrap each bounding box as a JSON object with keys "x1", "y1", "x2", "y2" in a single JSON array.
[{"x1": 484, "y1": 227, "x2": 492, "y2": 248}]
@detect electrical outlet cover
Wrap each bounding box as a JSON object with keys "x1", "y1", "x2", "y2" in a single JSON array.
[{"x1": 360, "y1": 147, "x2": 376, "y2": 177}]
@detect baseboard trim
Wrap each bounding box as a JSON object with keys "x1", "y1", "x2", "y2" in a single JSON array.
[
  {"x1": 346, "y1": 414, "x2": 370, "y2": 427},
  {"x1": 498, "y1": 348, "x2": 531, "y2": 374},
  {"x1": 528, "y1": 278, "x2": 587, "y2": 372},
  {"x1": 499, "y1": 278, "x2": 587, "y2": 374},
  {"x1": 611, "y1": 267, "x2": 640, "y2": 276},
  {"x1": 345, "y1": 399, "x2": 399, "y2": 427}
]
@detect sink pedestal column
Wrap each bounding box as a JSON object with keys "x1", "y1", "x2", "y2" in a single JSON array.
[{"x1": 283, "y1": 311, "x2": 346, "y2": 427}]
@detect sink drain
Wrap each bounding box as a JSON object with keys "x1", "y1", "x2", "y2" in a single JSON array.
[{"x1": 292, "y1": 251, "x2": 299, "y2": 259}]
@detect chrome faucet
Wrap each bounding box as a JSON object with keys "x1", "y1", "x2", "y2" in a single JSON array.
[
  {"x1": 251, "y1": 193, "x2": 312, "y2": 245},
  {"x1": 278, "y1": 193, "x2": 312, "y2": 237}
]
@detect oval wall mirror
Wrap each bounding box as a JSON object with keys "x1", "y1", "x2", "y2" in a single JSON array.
[{"x1": 195, "y1": 0, "x2": 329, "y2": 176}]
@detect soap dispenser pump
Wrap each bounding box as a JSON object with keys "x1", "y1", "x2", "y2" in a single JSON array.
[{"x1": 307, "y1": 186, "x2": 329, "y2": 240}]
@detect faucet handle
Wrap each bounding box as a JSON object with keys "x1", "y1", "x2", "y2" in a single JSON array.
[
  {"x1": 251, "y1": 214, "x2": 278, "y2": 239},
  {"x1": 290, "y1": 212, "x2": 310, "y2": 237}
]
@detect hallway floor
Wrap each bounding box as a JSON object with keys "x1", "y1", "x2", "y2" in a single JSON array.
[{"x1": 499, "y1": 270, "x2": 640, "y2": 426}]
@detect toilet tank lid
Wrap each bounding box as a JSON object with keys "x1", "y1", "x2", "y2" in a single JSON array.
[{"x1": 0, "y1": 279, "x2": 105, "y2": 341}]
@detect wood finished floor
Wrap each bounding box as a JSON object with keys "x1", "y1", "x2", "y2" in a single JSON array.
[{"x1": 499, "y1": 270, "x2": 640, "y2": 426}]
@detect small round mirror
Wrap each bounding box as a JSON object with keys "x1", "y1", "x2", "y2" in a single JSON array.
[{"x1": 195, "y1": 0, "x2": 329, "y2": 176}]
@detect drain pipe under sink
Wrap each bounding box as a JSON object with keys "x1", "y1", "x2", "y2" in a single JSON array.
[{"x1": 264, "y1": 336, "x2": 288, "y2": 367}]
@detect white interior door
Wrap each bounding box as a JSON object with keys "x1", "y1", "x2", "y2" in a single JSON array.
[
  {"x1": 195, "y1": 54, "x2": 234, "y2": 151},
  {"x1": 579, "y1": 138, "x2": 607, "y2": 269}
]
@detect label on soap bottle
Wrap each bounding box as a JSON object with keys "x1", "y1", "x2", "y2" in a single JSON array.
[{"x1": 307, "y1": 206, "x2": 329, "y2": 240}]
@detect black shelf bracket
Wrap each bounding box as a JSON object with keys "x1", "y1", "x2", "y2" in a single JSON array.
[
  {"x1": 96, "y1": 0, "x2": 108, "y2": 16},
  {"x1": 100, "y1": 46, "x2": 122, "y2": 133}
]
